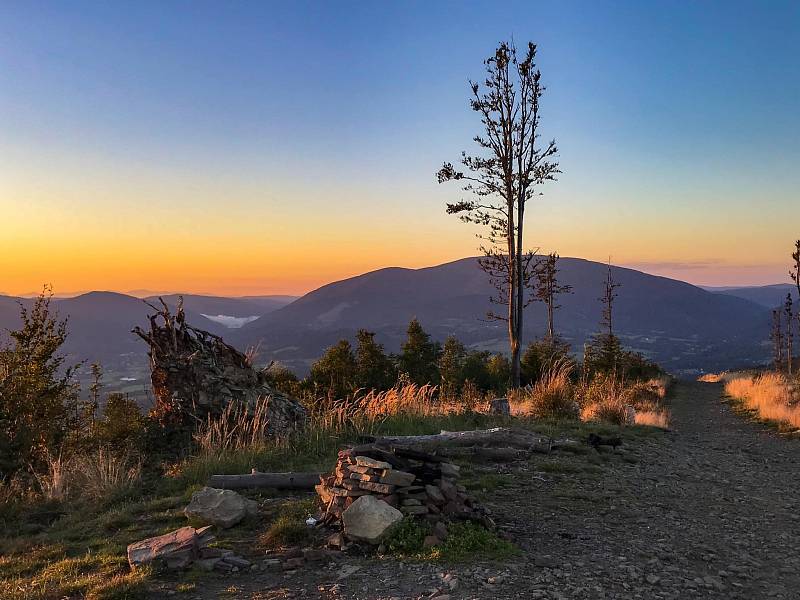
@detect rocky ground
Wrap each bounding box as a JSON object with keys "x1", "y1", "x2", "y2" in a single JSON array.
[{"x1": 150, "y1": 381, "x2": 800, "y2": 599}]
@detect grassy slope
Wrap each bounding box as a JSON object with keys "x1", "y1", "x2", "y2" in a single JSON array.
[{"x1": 0, "y1": 414, "x2": 664, "y2": 599}]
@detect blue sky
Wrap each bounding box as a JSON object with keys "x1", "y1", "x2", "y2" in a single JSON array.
[{"x1": 1, "y1": 1, "x2": 799, "y2": 294}]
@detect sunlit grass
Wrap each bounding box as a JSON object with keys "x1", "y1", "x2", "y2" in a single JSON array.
[{"x1": 725, "y1": 372, "x2": 800, "y2": 429}]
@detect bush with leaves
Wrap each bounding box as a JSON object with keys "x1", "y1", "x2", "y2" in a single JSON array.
[
  {"x1": 354, "y1": 329, "x2": 396, "y2": 391},
  {"x1": 309, "y1": 339, "x2": 357, "y2": 400},
  {"x1": 521, "y1": 337, "x2": 573, "y2": 385},
  {"x1": 0, "y1": 288, "x2": 80, "y2": 477},
  {"x1": 398, "y1": 318, "x2": 440, "y2": 386}
]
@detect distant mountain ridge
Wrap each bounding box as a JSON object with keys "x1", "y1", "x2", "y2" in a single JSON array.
[
  {"x1": 229, "y1": 257, "x2": 771, "y2": 375},
  {"x1": 707, "y1": 284, "x2": 799, "y2": 309},
  {"x1": 0, "y1": 292, "x2": 295, "y2": 391},
  {"x1": 1, "y1": 259, "x2": 777, "y2": 385}
]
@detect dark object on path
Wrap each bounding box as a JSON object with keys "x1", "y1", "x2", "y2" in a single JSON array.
[
  {"x1": 586, "y1": 433, "x2": 623, "y2": 450},
  {"x1": 132, "y1": 297, "x2": 306, "y2": 431}
]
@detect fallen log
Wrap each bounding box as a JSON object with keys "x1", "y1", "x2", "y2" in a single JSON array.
[
  {"x1": 434, "y1": 446, "x2": 529, "y2": 462},
  {"x1": 208, "y1": 470, "x2": 320, "y2": 490},
  {"x1": 372, "y1": 427, "x2": 550, "y2": 451},
  {"x1": 367, "y1": 427, "x2": 581, "y2": 459}
]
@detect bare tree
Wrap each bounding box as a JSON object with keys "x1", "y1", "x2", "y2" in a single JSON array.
[
  {"x1": 791, "y1": 240, "x2": 800, "y2": 361},
  {"x1": 771, "y1": 308, "x2": 784, "y2": 372},
  {"x1": 532, "y1": 252, "x2": 572, "y2": 342},
  {"x1": 600, "y1": 261, "x2": 621, "y2": 338},
  {"x1": 785, "y1": 293, "x2": 794, "y2": 375},
  {"x1": 438, "y1": 41, "x2": 559, "y2": 387}
]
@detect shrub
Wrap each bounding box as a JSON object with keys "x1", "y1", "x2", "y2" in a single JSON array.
[
  {"x1": 511, "y1": 359, "x2": 578, "y2": 419},
  {"x1": 521, "y1": 338, "x2": 573, "y2": 385},
  {"x1": 580, "y1": 397, "x2": 633, "y2": 426},
  {"x1": 0, "y1": 288, "x2": 80, "y2": 476}
]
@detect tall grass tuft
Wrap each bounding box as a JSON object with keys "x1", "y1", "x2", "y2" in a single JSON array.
[
  {"x1": 194, "y1": 395, "x2": 272, "y2": 453},
  {"x1": 725, "y1": 372, "x2": 800, "y2": 428},
  {"x1": 74, "y1": 449, "x2": 142, "y2": 500},
  {"x1": 509, "y1": 359, "x2": 578, "y2": 419},
  {"x1": 31, "y1": 451, "x2": 71, "y2": 501}
]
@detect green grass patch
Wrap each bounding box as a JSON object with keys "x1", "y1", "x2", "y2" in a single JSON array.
[
  {"x1": 383, "y1": 518, "x2": 518, "y2": 562},
  {"x1": 258, "y1": 497, "x2": 316, "y2": 549}
]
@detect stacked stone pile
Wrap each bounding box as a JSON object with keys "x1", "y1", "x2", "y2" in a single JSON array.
[{"x1": 316, "y1": 444, "x2": 492, "y2": 545}]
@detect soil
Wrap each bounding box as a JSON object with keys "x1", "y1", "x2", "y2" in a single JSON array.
[{"x1": 151, "y1": 381, "x2": 800, "y2": 599}]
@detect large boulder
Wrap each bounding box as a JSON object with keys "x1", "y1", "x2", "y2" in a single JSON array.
[
  {"x1": 341, "y1": 495, "x2": 403, "y2": 544},
  {"x1": 184, "y1": 487, "x2": 258, "y2": 529}
]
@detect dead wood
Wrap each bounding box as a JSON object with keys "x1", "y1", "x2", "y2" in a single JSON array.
[
  {"x1": 207, "y1": 471, "x2": 321, "y2": 490},
  {"x1": 367, "y1": 427, "x2": 579, "y2": 460},
  {"x1": 132, "y1": 297, "x2": 306, "y2": 433}
]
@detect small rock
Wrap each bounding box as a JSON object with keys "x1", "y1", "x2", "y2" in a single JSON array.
[{"x1": 433, "y1": 521, "x2": 449, "y2": 540}]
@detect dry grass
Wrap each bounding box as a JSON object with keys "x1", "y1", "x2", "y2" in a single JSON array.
[
  {"x1": 575, "y1": 373, "x2": 669, "y2": 427},
  {"x1": 194, "y1": 395, "x2": 272, "y2": 452},
  {"x1": 581, "y1": 396, "x2": 634, "y2": 426},
  {"x1": 645, "y1": 375, "x2": 672, "y2": 399},
  {"x1": 724, "y1": 372, "x2": 800, "y2": 429},
  {"x1": 634, "y1": 409, "x2": 670, "y2": 428},
  {"x1": 74, "y1": 449, "x2": 142, "y2": 500},
  {"x1": 699, "y1": 371, "x2": 748, "y2": 383},
  {"x1": 31, "y1": 451, "x2": 71, "y2": 501},
  {"x1": 352, "y1": 383, "x2": 439, "y2": 417},
  {"x1": 698, "y1": 372, "x2": 725, "y2": 383},
  {"x1": 28, "y1": 448, "x2": 141, "y2": 503},
  {"x1": 509, "y1": 360, "x2": 578, "y2": 419}
]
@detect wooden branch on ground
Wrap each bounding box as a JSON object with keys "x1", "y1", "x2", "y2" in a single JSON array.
[
  {"x1": 208, "y1": 471, "x2": 321, "y2": 490},
  {"x1": 371, "y1": 427, "x2": 575, "y2": 452}
]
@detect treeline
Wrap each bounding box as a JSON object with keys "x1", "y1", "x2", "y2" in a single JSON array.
[{"x1": 266, "y1": 314, "x2": 662, "y2": 403}]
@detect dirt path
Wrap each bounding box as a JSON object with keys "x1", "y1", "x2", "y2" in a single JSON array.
[{"x1": 163, "y1": 381, "x2": 800, "y2": 599}]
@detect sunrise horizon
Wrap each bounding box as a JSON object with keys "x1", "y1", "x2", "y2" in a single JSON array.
[
  {"x1": 3, "y1": 2, "x2": 799, "y2": 300},
  {"x1": 2, "y1": 252, "x2": 795, "y2": 300}
]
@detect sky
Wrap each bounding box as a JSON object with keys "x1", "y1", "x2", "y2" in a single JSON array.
[{"x1": 1, "y1": 1, "x2": 799, "y2": 296}]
